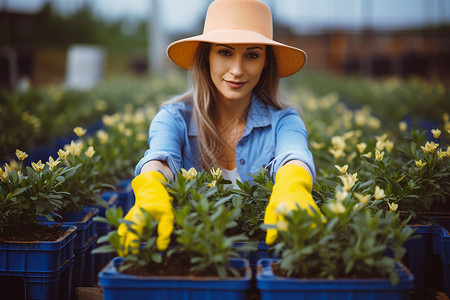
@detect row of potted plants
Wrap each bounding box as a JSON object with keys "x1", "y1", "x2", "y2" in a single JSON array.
[
  {"x1": 91, "y1": 166, "x2": 415, "y2": 299},
  {"x1": 1, "y1": 71, "x2": 449, "y2": 298}
]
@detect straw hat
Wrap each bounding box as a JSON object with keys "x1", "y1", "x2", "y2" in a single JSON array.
[{"x1": 166, "y1": 0, "x2": 307, "y2": 77}]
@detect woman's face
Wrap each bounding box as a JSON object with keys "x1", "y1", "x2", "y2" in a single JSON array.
[{"x1": 209, "y1": 43, "x2": 266, "y2": 104}]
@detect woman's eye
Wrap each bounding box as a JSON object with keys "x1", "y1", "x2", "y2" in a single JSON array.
[
  {"x1": 218, "y1": 49, "x2": 232, "y2": 56},
  {"x1": 246, "y1": 52, "x2": 259, "y2": 59}
]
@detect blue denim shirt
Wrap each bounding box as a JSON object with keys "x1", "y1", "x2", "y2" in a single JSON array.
[{"x1": 135, "y1": 94, "x2": 316, "y2": 184}]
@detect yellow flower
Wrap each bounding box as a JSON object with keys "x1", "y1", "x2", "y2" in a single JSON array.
[
  {"x1": 57, "y1": 149, "x2": 69, "y2": 160},
  {"x1": 331, "y1": 136, "x2": 346, "y2": 150},
  {"x1": 74, "y1": 127, "x2": 87, "y2": 137},
  {"x1": 375, "y1": 150, "x2": 384, "y2": 161},
  {"x1": 15, "y1": 149, "x2": 28, "y2": 161},
  {"x1": 415, "y1": 159, "x2": 427, "y2": 169},
  {"x1": 328, "y1": 201, "x2": 345, "y2": 214},
  {"x1": 443, "y1": 113, "x2": 449, "y2": 122},
  {"x1": 102, "y1": 115, "x2": 117, "y2": 127},
  {"x1": 310, "y1": 141, "x2": 324, "y2": 150},
  {"x1": 65, "y1": 141, "x2": 83, "y2": 156},
  {"x1": 385, "y1": 140, "x2": 394, "y2": 152},
  {"x1": 421, "y1": 141, "x2": 439, "y2": 154},
  {"x1": 3, "y1": 163, "x2": 12, "y2": 173},
  {"x1": 96, "y1": 99, "x2": 107, "y2": 111},
  {"x1": 210, "y1": 167, "x2": 223, "y2": 180},
  {"x1": 375, "y1": 133, "x2": 388, "y2": 143},
  {"x1": 85, "y1": 146, "x2": 95, "y2": 158},
  {"x1": 276, "y1": 220, "x2": 289, "y2": 231},
  {"x1": 46, "y1": 156, "x2": 60, "y2": 170},
  {"x1": 97, "y1": 130, "x2": 109, "y2": 144},
  {"x1": 363, "y1": 152, "x2": 372, "y2": 158},
  {"x1": 367, "y1": 116, "x2": 381, "y2": 129},
  {"x1": 437, "y1": 149, "x2": 446, "y2": 160},
  {"x1": 334, "y1": 164, "x2": 348, "y2": 174},
  {"x1": 32, "y1": 160, "x2": 45, "y2": 172},
  {"x1": 356, "y1": 143, "x2": 367, "y2": 154},
  {"x1": 329, "y1": 148, "x2": 344, "y2": 160},
  {"x1": 335, "y1": 189, "x2": 348, "y2": 202},
  {"x1": 181, "y1": 167, "x2": 197, "y2": 180},
  {"x1": 0, "y1": 167, "x2": 8, "y2": 182},
  {"x1": 8, "y1": 160, "x2": 19, "y2": 170},
  {"x1": 373, "y1": 186, "x2": 386, "y2": 200},
  {"x1": 376, "y1": 140, "x2": 385, "y2": 151},
  {"x1": 137, "y1": 133, "x2": 147, "y2": 142},
  {"x1": 339, "y1": 173, "x2": 358, "y2": 192},
  {"x1": 399, "y1": 121, "x2": 408, "y2": 132},
  {"x1": 207, "y1": 180, "x2": 217, "y2": 188},
  {"x1": 387, "y1": 202, "x2": 398, "y2": 212},
  {"x1": 354, "y1": 192, "x2": 370, "y2": 204},
  {"x1": 431, "y1": 129, "x2": 441, "y2": 139}
]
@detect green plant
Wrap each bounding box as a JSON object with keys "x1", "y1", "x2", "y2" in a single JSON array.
[
  {"x1": 267, "y1": 189, "x2": 415, "y2": 285},
  {"x1": 93, "y1": 168, "x2": 254, "y2": 278},
  {"x1": 59, "y1": 128, "x2": 114, "y2": 212},
  {"x1": 172, "y1": 189, "x2": 250, "y2": 278},
  {"x1": 0, "y1": 150, "x2": 73, "y2": 234},
  {"x1": 231, "y1": 167, "x2": 273, "y2": 241},
  {"x1": 92, "y1": 205, "x2": 163, "y2": 272}
]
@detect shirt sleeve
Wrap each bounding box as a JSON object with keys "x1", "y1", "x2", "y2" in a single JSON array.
[
  {"x1": 135, "y1": 105, "x2": 186, "y2": 176},
  {"x1": 271, "y1": 108, "x2": 316, "y2": 183}
]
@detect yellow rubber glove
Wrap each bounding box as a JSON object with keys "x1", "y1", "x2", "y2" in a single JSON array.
[
  {"x1": 264, "y1": 164, "x2": 321, "y2": 245},
  {"x1": 118, "y1": 171, "x2": 174, "y2": 256}
]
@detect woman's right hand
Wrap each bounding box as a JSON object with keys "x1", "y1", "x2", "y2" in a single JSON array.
[{"x1": 118, "y1": 171, "x2": 174, "y2": 256}]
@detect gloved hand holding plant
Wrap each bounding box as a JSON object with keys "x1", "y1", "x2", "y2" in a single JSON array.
[
  {"x1": 118, "y1": 171, "x2": 174, "y2": 255},
  {"x1": 264, "y1": 163, "x2": 322, "y2": 245}
]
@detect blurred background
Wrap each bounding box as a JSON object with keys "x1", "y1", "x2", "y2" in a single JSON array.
[{"x1": 1, "y1": 0, "x2": 450, "y2": 89}]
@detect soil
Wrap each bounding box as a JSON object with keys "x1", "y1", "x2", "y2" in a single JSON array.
[
  {"x1": 270, "y1": 261, "x2": 387, "y2": 280},
  {"x1": 0, "y1": 224, "x2": 66, "y2": 242},
  {"x1": 121, "y1": 252, "x2": 246, "y2": 278}
]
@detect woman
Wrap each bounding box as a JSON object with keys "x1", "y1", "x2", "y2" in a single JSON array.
[{"x1": 119, "y1": 0, "x2": 320, "y2": 255}]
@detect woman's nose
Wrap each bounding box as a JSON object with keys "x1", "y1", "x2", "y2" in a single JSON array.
[{"x1": 229, "y1": 57, "x2": 244, "y2": 77}]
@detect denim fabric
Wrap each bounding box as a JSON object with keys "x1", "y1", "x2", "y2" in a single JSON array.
[{"x1": 135, "y1": 94, "x2": 316, "y2": 184}]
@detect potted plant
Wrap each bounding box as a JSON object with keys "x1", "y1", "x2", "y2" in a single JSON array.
[
  {"x1": 0, "y1": 150, "x2": 77, "y2": 300},
  {"x1": 93, "y1": 169, "x2": 253, "y2": 299},
  {"x1": 257, "y1": 185, "x2": 415, "y2": 300},
  {"x1": 43, "y1": 128, "x2": 113, "y2": 289}
]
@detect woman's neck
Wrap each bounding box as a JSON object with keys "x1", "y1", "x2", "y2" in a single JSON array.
[{"x1": 215, "y1": 94, "x2": 251, "y2": 129}]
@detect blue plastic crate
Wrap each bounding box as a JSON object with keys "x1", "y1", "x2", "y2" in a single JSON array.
[
  {"x1": 39, "y1": 207, "x2": 98, "y2": 249},
  {"x1": 404, "y1": 223, "x2": 434, "y2": 290},
  {"x1": 234, "y1": 241, "x2": 279, "y2": 271},
  {"x1": 257, "y1": 258, "x2": 414, "y2": 300},
  {"x1": 431, "y1": 225, "x2": 450, "y2": 295},
  {"x1": 102, "y1": 183, "x2": 134, "y2": 216},
  {"x1": 0, "y1": 225, "x2": 76, "y2": 273},
  {"x1": 72, "y1": 235, "x2": 98, "y2": 289},
  {"x1": 90, "y1": 192, "x2": 119, "y2": 277},
  {"x1": 99, "y1": 257, "x2": 252, "y2": 300},
  {"x1": 0, "y1": 256, "x2": 74, "y2": 300}
]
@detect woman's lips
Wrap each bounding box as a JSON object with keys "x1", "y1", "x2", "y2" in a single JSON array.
[{"x1": 225, "y1": 80, "x2": 246, "y2": 89}]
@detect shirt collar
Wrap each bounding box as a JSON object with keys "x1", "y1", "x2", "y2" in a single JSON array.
[{"x1": 188, "y1": 93, "x2": 271, "y2": 137}]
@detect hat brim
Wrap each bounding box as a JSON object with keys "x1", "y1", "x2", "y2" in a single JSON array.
[{"x1": 167, "y1": 29, "x2": 307, "y2": 77}]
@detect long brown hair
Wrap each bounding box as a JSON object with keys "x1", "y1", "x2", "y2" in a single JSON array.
[{"x1": 166, "y1": 42, "x2": 294, "y2": 170}]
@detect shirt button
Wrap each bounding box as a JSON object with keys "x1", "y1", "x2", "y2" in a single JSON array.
[{"x1": 239, "y1": 159, "x2": 245, "y2": 165}]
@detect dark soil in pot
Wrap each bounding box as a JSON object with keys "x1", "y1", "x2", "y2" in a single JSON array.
[
  {"x1": 120, "y1": 252, "x2": 246, "y2": 278},
  {"x1": 0, "y1": 224, "x2": 66, "y2": 242}
]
